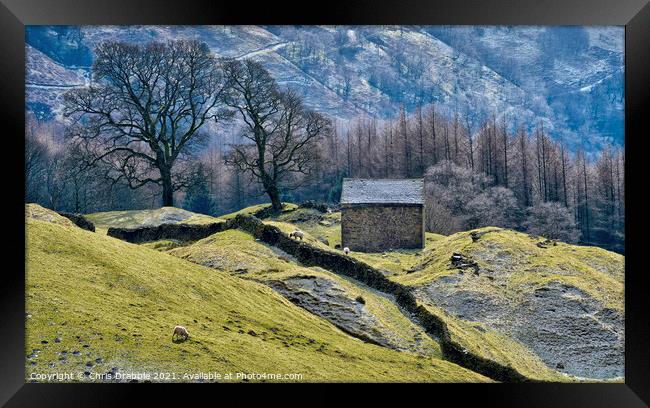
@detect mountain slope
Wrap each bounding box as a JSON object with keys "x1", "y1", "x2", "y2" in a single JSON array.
[
  {"x1": 25, "y1": 204, "x2": 487, "y2": 382},
  {"x1": 25, "y1": 25, "x2": 624, "y2": 150}
]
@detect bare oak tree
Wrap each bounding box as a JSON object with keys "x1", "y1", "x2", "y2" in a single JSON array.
[
  {"x1": 63, "y1": 40, "x2": 230, "y2": 206},
  {"x1": 223, "y1": 59, "x2": 329, "y2": 212}
]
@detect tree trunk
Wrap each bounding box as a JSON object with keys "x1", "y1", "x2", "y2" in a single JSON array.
[
  {"x1": 582, "y1": 153, "x2": 590, "y2": 242},
  {"x1": 267, "y1": 184, "x2": 282, "y2": 212},
  {"x1": 161, "y1": 167, "x2": 174, "y2": 207}
]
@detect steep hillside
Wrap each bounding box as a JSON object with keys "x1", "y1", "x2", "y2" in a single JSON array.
[
  {"x1": 25, "y1": 26, "x2": 624, "y2": 150},
  {"x1": 26, "y1": 204, "x2": 486, "y2": 382},
  {"x1": 401, "y1": 227, "x2": 624, "y2": 380},
  {"x1": 263, "y1": 207, "x2": 624, "y2": 380},
  {"x1": 169, "y1": 229, "x2": 441, "y2": 356}
]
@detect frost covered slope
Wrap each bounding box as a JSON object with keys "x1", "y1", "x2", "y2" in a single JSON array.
[{"x1": 26, "y1": 25, "x2": 624, "y2": 150}]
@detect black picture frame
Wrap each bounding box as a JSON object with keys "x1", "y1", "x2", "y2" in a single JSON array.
[{"x1": 1, "y1": 0, "x2": 648, "y2": 406}]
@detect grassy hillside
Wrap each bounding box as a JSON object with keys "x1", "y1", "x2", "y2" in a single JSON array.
[
  {"x1": 26, "y1": 203, "x2": 75, "y2": 227},
  {"x1": 170, "y1": 229, "x2": 442, "y2": 357},
  {"x1": 258, "y1": 207, "x2": 624, "y2": 380},
  {"x1": 394, "y1": 227, "x2": 623, "y2": 304},
  {"x1": 29, "y1": 203, "x2": 623, "y2": 381},
  {"x1": 26, "y1": 205, "x2": 487, "y2": 382},
  {"x1": 402, "y1": 227, "x2": 624, "y2": 380}
]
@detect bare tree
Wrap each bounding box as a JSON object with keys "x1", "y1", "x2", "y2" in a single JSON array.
[
  {"x1": 25, "y1": 116, "x2": 48, "y2": 202},
  {"x1": 429, "y1": 103, "x2": 438, "y2": 165},
  {"x1": 223, "y1": 59, "x2": 330, "y2": 212},
  {"x1": 63, "y1": 40, "x2": 230, "y2": 207},
  {"x1": 464, "y1": 110, "x2": 474, "y2": 172},
  {"x1": 518, "y1": 125, "x2": 531, "y2": 206},
  {"x1": 399, "y1": 105, "x2": 412, "y2": 177},
  {"x1": 501, "y1": 116, "x2": 509, "y2": 188},
  {"x1": 416, "y1": 103, "x2": 425, "y2": 175}
]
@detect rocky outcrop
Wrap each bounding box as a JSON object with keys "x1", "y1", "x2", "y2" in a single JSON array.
[
  {"x1": 265, "y1": 275, "x2": 393, "y2": 348},
  {"x1": 57, "y1": 211, "x2": 96, "y2": 232},
  {"x1": 450, "y1": 253, "x2": 480, "y2": 274}
]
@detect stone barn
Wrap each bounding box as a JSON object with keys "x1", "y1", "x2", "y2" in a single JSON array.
[{"x1": 340, "y1": 178, "x2": 424, "y2": 252}]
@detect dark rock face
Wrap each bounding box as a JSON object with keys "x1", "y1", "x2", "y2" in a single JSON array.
[
  {"x1": 470, "y1": 229, "x2": 500, "y2": 242},
  {"x1": 266, "y1": 276, "x2": 393, "y2": 348},
  {"x1": 57, "y1": 212, "x2": 95, "y2": 232},
  {"x1": 536, "y1": 239, "x2": 557, "y2": 249},
  {"x1": 450, "y1": 253, "x2": 480, "y2": 275},
  {"x1": 107, "y1": 221, "x2": 232, "y2": 243},
  {"x1": 415, "y1": 280, "x2": 624, "y2": 379}
]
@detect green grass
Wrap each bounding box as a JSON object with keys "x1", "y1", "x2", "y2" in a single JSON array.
[
  {"x1": 26, "y1": 207, "x2": 487, "y2": 382},
  {"x1": 169, "y1": 229, "x2": 294, "y2": 273},
  {"x1": 396, "y1": 227, "x2": 624, "y2": 312},
  {"x1": 170, "y1": 229, "x2": 442, "y2": 357},
  {"x1": 76, "y1": 203, "x2": 624, "y2": 382},
  {"x1": 25, "y1": 203, "x2": 75, "y2": 227}
]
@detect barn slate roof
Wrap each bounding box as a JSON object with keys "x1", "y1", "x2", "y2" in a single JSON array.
[{"x1": 340, "y1": 178, "x2": 424, "y2": 205}]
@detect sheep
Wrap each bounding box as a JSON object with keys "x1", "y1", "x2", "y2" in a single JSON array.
[
  {"x1": 172, "y1": 325, "x2": 189, "y2": 341},
  {"x1": 326, "y1": 207, "x2": 332, "y2": 214},
  {"x1": 343, "y1": 247, "x2": 350, "y2": 255},
  {"x1": 289, "y1": 229, "x2": 304, "y2": 240}
]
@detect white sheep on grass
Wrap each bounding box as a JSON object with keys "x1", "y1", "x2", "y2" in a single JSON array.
[
  {"x1": 343, "y1": 247, "x2": 350, "y2": 255},
  {"x1": 172, "y1": 325, "x2": 189, "y2": 341}
]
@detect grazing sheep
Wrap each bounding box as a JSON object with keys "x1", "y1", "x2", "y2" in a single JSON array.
[
  {"x1": 343, "y1": 247, "x2": 350, "y2": 255},
  {"x1": 172, "y1": 325, "x2": 189, "y2": 341},
  {"x1": 289, "y1": 230, "x2": 304, "y2": 240},
  {"x1": 326, "y1": 208, "x2": 332, "y2": 214}
]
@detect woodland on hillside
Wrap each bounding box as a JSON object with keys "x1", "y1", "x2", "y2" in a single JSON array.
[{"x1": 25, "y1": 40, "x2": 625, "y2": 253}]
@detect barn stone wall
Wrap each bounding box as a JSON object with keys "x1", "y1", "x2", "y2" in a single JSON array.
[{"x1": 341, "y1": 204, "x2": 424, "y2": 252}]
